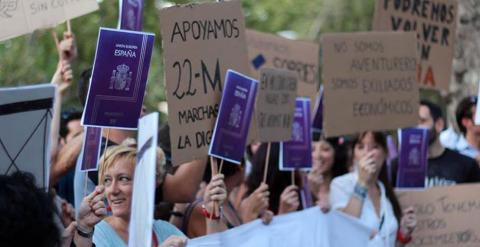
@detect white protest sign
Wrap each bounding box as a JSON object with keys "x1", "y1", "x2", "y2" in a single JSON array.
[
  {"x1": 0, "y1": 84, "x2": 55, "y2": 189},
  {"x1": 129, "y1": 112, "x2": 158, "y2": 247},
  {"x1": 0, "y1": 0, "x2": 98, "y2": 42},
  {"x1": 187, "y1": 208, "x2": 370, "y2": 247}
]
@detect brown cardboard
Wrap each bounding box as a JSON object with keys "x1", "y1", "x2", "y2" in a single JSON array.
[
  {"x1": 321, "y1": 32, "x2": 419, "y2": 137},
  {"x1": 373, "y1": 0, "x2": 458, "y2": 91},
  {"x1": 397, "y1": 183, "x2": 480, "y2": 247},
  {"x1": 160, "y1": 1, "x2": 249, "y2": 166},
  {"x1": 0, "y1": 0, "x2": 98, "y2": 42},
  {"x1": 254, "y1": 67, "x2": 297, "y2": 142},
  {"x1": 246, "y1": 29, "x2": 319, "y2": 105}
]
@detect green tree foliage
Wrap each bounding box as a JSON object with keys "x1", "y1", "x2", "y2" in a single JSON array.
[{"x1": 0, "y1": 0, "x2": 375, "y2": 112}]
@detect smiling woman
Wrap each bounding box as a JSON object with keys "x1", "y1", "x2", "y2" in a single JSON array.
[{"x1": 76, "y1": 141, "x2": 188, "y2": 247}]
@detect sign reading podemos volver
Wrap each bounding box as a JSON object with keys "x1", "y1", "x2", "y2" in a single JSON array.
[
  {"x1": 209, "y1": 70, "x2": 257, "y2": 164},
  {"x1": 373, "y1": 0, "x2": 458, "y2": 91},
  {"x1": 82, "y1": 28, "x2": 154, "y2": 129}
]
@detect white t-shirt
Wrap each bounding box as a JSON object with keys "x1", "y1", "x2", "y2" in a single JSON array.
[{"x1": 330, "y1": 173, "x2": 398, "y2": 247}]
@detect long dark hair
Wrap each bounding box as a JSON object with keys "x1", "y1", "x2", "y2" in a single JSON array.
[
  {"x1": 352, "y1": 132, "x2": 402, "y2": 224},
  {"x1": 245, "y1": 143, "x2": 300, "y2": 214},
  {"x1": 314, "y1": 134, "x2": 349, "y2": 179}
]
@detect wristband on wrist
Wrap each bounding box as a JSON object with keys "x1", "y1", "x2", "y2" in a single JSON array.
[
  {"x1": 201, "y1": 204, "x2": 222, "y2": 220},
  {"x1": 76, "y1": 224, "x2": 94, "y2": 239},
  {"x1": 353, "y1": 182, "x2": 368, "y2": 200},
  {"x1": 397, "y1": 229, "x2": 412, "y2": 244}
]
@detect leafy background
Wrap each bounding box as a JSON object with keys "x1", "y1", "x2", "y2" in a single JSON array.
[{"x1": 4, "y1": 0, "x2": 460, "y2": 125}]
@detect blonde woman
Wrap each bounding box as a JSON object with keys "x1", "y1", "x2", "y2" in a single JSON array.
[{"x1": 75, "y1": 140, "x2": 226, "y2": 247}]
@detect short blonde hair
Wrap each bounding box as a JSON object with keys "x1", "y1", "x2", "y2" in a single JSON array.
[{"x1": 98, "y1": 138, "x2": 166, "y2": 185}]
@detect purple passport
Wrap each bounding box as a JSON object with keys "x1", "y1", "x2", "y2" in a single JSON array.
[
  {"x1": 81, "y1": 127, "x2": 102, "y2": 171},
  {"x1": 82, "y1": 28, "x2": 154, "y2": 129},
  {"x1": 312, "y1": 85, "x2": 324, "y2": 133},
  {"x1": 396, "y1": 128, "x2": 429, "y2": 188},
  {"x1": 118, "y1": 0, "x2": 144, "y2": 31},
  {"x1": 208, "y1": 70, "x2": 258, "y2": 164},
  {"x1": 279, "y1": 98, "x2": 312, "y2": 171}
]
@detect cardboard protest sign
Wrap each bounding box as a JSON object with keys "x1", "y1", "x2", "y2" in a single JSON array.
[
  {"x1": 118, "y1": 0, "x2": 144, "y2": 31},
  {"x1": 397, "y1": 183, "x2": 480, "y2": 247},
  {"x1": 373, "y1": 0, "x2": 458, "y2": 91},
  {"x1": 312, "y1": 85, "x2": 324, "y2": 133},
  {"x1": 396, "y1": 128, "x2": 429, "y2": 188},
  {"x1": 82, "y1": 27, "x2": 154, "y2": 129},
  {"x1": 209, "y1": 70, "x2": 257, "y2": 164},
  {"x1": 160, "y1": 1, "x2": 250, "y2": 166},
  {"x1": 279, "y1": 98, "x2": 312, "y2": 171},
  {"x1": 80, "y1": 126, "x2": 102, "y2": 171},
  {"x1": 0, "y1": 84, "x2": 55, "y2": 189},
  {"x1": 246, "y1": 29, "x2": 319, "y2": 105},
  {"x1": 187, "y1": 208, "x2": 370, "y2": 247},
  {"x1": 129, "y1": 112, "x2": 158, "y2": 247},
  {"x1": 0, "y1": 0, "x2": 98, "y2": 42},
  {"x1": 254, "y1": 67, "x2": 297, "y2": 142},
  {"x1": 321, "y1": 32, "x2": 420, "y2": 137}
]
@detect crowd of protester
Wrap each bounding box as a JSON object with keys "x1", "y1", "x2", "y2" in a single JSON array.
[{"x1": 2, "y1": 29, "x2": 480, "y2": 247}]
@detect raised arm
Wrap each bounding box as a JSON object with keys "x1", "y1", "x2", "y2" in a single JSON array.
[
  {"x1": 336, "y1": 152, "x2": 376, "y2": 218},
  {"x1": 162, "y1": 157, "x2": 208, "y2": 203}
]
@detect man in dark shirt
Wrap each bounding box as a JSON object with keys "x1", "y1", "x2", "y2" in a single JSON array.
[{"x1": 394, "y1": 100, "x2": 480, "y2": 187}]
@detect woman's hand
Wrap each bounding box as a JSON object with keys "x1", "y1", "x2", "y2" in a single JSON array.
[
  {"x1": 400, "y1": 207, "x2": 417, "y2": 237},
  {"x1": 60, "y1": 199, "x2": 76, "y2": 227},
  {"x1": 77, "y1": 185, "x2": 107, "y2": 232},
  {"x1": 260, "y1": 210, "x2": 274, "y2": 225},
  {"x1": 158, "y1": 236, "x2": 187, "y2": 247},
  {"x1": 203, "y1": 174, "x2": 227, "y2": 216},
  {"x1": 308, "y1": 165, "x2": 325, "y2": 198},
  {"x1": 316, "y1": 192, "x2": 331, "y2": 213},
  {"x1": 278, "y1": 185, "x2": 299, "y2": 215},
  {"x1": 240, "y1": 183, "x2": 269, "y2": 223},
  {"x1": 357, "y1": 151, "x2": 377, "y2": 187}
]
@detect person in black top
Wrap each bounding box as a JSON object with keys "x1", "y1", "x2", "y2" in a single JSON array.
[{"x1": 393, "y1": 100, "x2": 480, "y2": 187}]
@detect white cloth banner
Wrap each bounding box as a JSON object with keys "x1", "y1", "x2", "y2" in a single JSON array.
[{"x1": 187, "y1": 208, "x2": 371, "y2": 247}]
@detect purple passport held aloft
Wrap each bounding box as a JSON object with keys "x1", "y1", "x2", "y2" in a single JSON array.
[
  {"x1": 312, "y1": 85, "x2": 324, "y2": 133},
  {"x1": 82, "y1": 27, "x2": 154, "y2": 129},
  {"x1": 80, "y1": 127, "x2": 102, "y2": 171},
  {"x1": 396, "y1": 128, "x2": 429, "y2": 188},
  {"x1": 279, "y1": 98, "x2": 312, "y2": 171},
  {"x1": 208, "y1": 70, "x2": 258, "y2": 165},
  {"x1": 118, "y1": 0, "x2": 144, "y2": 31}
]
